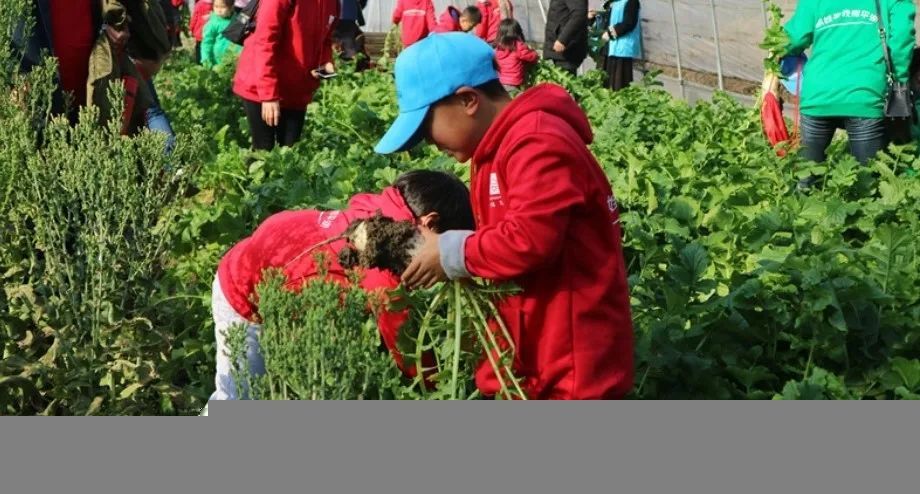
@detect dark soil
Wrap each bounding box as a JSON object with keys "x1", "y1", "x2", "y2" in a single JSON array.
[{"x1": 339, "y1": 213, "x2": 419, "y2": 276}]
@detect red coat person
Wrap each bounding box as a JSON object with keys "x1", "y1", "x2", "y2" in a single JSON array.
[
  {"x1": 475, "y1": 0, "x2": 514, "y2": 44},
  {"x1": 233, "y1": 0, "x2": 340, "y2": 110},
  {"x1": 189, "y1": 0, "x2": 213, "y2": 42},
  {"x1": 432, "y1": 6, "x2": 462, "y2": 33},
  {"x1": 460, "y1": 84, "x2": 634, "y2": 399},
  {"x1": 392, "y1": 0, "x2": 438, "y2": 47}
]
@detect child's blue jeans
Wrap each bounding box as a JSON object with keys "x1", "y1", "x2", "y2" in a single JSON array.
[{"x1": 145, "y1": 79, "x2": 176, "y2": 155}]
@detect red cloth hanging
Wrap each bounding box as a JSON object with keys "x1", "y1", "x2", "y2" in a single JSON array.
[{"x1": 761, "y1": 91, "x2": 790, "y2": 155}]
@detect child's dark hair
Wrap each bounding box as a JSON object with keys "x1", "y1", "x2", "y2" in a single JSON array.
[
  {"x1": 462, "y1": 6, "x2": 482, "y2": 25},
  {"x1": 475, "y1": 78, "x2": 508, "y2": 99},
  {"x1": 394, "y1": 170, "x2": 475, "y2": 231},
  {"x1": 497, "y1": 18, "x2": 525, "y2": 50},
  {"x1": 214, "y1": 0, "x2": 234, "y2": 8}
]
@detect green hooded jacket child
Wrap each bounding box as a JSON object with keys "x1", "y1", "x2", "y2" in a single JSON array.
[{"x1": 201, "y1": 13, "x2": 242, "y2": 68}]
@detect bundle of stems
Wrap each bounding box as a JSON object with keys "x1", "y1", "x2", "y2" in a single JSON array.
[{"x1": 408, "y1": 280, "x2": 528, "y2": 401}]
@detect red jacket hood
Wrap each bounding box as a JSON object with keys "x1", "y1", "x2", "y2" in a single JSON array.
[
  {"x1": 433, "y1": 6, "x2": 461, "y2": 32},
  {"x1": 344, "y1": 186, "x2": 416, "y2": 224},
  {"x1": 473, "y1": 84, "x2": 593, "y2": 165}
]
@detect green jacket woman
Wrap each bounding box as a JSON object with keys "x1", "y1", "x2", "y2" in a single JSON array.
[{"x1": 784, "y1": 0, "x2": 915, "y2": 164}]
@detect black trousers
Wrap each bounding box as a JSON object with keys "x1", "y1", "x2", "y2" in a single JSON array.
[
  {"x1": 241, "y1": 98, "x2": 306, "y2": 151},
  {"x1": 333, "y1": 20, "x2": 369, "y2": 71},
  {"x1": 606, "y1": 56, "x2": 634, "y2": 91},
  {"x1": 552, "y1": 59, "x2": 580, "y2": 75}
]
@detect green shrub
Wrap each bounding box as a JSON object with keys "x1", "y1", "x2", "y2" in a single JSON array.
[{"x1": 0, "y1": 3, "x2": 207, "y2": 414}]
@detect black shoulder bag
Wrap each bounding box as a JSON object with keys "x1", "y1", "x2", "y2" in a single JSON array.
[
  {"x1": 223, "y1": 0, "x2": 261, "y2": 46},
  {"x1": 873, "y1": 0, "x2": 913, "y2": 120}
]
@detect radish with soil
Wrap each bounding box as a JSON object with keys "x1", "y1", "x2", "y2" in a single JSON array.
[{"x1": 339, "y1": 214, "x2": 527, "y2": 399}]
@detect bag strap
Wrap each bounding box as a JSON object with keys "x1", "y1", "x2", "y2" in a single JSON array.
[{"x1": 873, "y1": 0, "x2": 897, "y2": 82}]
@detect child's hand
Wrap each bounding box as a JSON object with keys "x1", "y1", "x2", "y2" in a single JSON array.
[
  {"x1": 262, "y1": 101, "x2": 281, "y2": 127},
  {"x1": 552, "y1": 40, "x2": 566, "y2": 53},
  {"x1": 401, "y1": 229, "x2": 447, "y2": 289}
]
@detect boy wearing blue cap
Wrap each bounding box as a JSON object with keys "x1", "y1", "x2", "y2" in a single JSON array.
[{"x1": 375, "y1": 33, "x2": 634, "y2": 400}]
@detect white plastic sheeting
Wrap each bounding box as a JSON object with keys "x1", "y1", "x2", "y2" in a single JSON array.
[
  {"x1": 637, "y1": 0, "x2": 798, "y2": 85},
  {"x1": 362, "y1": 1, "x2": 919, "y2": 86}
]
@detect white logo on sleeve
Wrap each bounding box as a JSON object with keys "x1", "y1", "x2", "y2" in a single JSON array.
[
  {"x1": 489, "y1": 173, "x2": 501, "y2": 197},
  {"x1": 488, "y1": 172, "x2": 504, "y2": 209}
]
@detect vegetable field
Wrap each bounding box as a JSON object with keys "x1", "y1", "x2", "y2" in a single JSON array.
[{"x1": 3, "y1": 12, "x2": 920, "y2": 413}]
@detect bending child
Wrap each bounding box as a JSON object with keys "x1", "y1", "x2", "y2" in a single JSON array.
[{"x1": 209, "y1": 170, "x2": 475, "y2": 400}]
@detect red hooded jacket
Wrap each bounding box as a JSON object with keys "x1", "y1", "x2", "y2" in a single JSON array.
[
  {"x1": 233, "y1": 0, "x2": 339, "y2": 110},
  {"x1": 475, "y1": 0, "x2": 513, "y2": 44},
  {"x1": 216, "y1": 187, "x2": 417, "y2": 374},
  {"x1": 189, "y1": 0, "x2": 213, "y2": 42},
  {"x1": 432, "y1": 6, "x2": 461, "y2": 33},
  {"x1": 391, "y1": 0, "x2": 437, "y2": 47},
  {"x1": 463, "y1": 84, "x2": 634, "y2": 399},
  {"x1": 495, "y1": 40, "x2": 538, "y2": 87}
]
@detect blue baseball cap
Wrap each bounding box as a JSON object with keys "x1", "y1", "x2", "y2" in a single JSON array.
[{"x1": 375, "y1": 33, "x2": 499, "y2": 154}]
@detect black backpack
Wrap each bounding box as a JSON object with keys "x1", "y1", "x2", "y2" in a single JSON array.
[
  {"x1": 223, "y1": 0, "x2": 298, "y2": 45},
  {"x1": 222, "y1": 0, "x2": 260, "y2": 46}
]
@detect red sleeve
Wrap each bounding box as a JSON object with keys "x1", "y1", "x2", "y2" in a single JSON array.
[
  {"x1": 488, "y1": 5, "x2": 501, "y2": 41},
  {"x1": 362, "y1": 270, "x2": 437, "y2": 383},
  {"x1": 189, "y1": 4, "x2": 201, "y2": 34},
  {"x1": 464, "y1": 134, "x2": 584, "y2": 279},
  {"x1": 517, "y1": 41, "x2": 539, "y2": 63},
  {"x1": 426, "y1": 0, "x2": 438, "y2": 32},
  {"x1": 360, "y1": 270, "x2": 413, "y2": 373},
  {"x1": 392, "y1": 0, "x2": 404, "y2": 24},
  {"x1": 475, "y1": 2, "x2": 490, "y2": 40},
  {"x1": 250, "y1": 0, "x2": 291, "y2": 102}
]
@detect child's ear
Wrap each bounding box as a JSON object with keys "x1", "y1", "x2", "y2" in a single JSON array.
[
  {"x1": 454, "y1": 87, "x2": 480, "y2": 116},
  {"x1": 419, "y1": 212, "x2": 441, "y2": 233}
]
